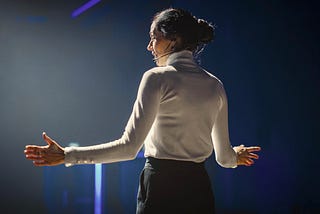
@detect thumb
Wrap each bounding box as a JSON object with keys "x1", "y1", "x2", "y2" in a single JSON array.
[{"x1": 42, "y1": 132, "x2": 55, "y2": 146}]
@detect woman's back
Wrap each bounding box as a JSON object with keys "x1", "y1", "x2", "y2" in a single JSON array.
[{"x1": 144, "y1": 50, "x2": 227, "y2": 163}]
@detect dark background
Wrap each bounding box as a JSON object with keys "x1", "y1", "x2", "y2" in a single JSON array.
[{"x1": 0, "y1": 0, "x2": 319, "y2": 213}]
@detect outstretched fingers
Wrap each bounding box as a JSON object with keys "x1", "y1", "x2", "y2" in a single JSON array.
[
  {"x1": 246, "y1": 146, "x2": 261, "y2": 152},
  {"x1": 235, "y1": 145, "x2": 262, "y2": 166},
  {"x1": 244, "y1": 159, "x2": 254, "y2": 166},
  {"x1": 247, "y1": 152, "x2": 259, "y2": 160},
  {"x1": 244, "y1": 146, "x2": 261, "y2": 164},
  {"x1": 24, "y1": 145, "x2": 46, "y2": 157},
  {"x1": 33, "y1": 160, "x2": 50, "y2": 166},
  {"x1": 247, "y1": 147, "x2": 261, "y2": 160},
  {"x1": 24, "y1": 132, "x2": 65, "y2": 167},
  {"x1": 43, "y1": 132, "x2": 55, "y2": 146}
]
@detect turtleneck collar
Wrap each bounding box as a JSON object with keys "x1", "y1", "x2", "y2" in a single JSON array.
[{"x1": 165, "y1": 50, "x2": 198, "y2": 68}]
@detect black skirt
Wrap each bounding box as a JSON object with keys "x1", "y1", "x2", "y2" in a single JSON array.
[{"x1": 136, "y1": 157, "x2": 215, "y2": 214}]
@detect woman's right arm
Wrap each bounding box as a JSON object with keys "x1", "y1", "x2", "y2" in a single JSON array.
[{"x1": 25, "y1": 69, "x2": 162, "y2": 167}]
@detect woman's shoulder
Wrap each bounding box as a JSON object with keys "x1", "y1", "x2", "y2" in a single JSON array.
[
  {"x1": 201, "y1": 69, "x2": 223, "y2": 85},
  {"x1": 142, "y1": 66, "x2": 177, "y2": 81},
  {"x1": 145, "y1": 66, "x2": 177, "y2": 75},
  {"x1": 140, "y1": 66, "x2": 176, "y2": 86}
]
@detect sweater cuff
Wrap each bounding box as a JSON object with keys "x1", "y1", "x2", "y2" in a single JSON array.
[
  {"x1": 64, "y1": 146, "x2": 98, "y2": 167},
  {"x1": 64, "y1": 147, "x2": 77, "y2": 167}
]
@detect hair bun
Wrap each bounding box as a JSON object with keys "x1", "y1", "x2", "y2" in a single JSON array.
[
  {"x1": 153, "y1": 8, "x2": 215, "y2": 53},
  {"x1": 197, "y1": 18, "x2": 215, "y2": 44}
]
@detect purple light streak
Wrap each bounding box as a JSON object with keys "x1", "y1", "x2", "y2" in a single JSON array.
[{"x1": 71, "y1": 0, "x2": 101, "y2": 18}]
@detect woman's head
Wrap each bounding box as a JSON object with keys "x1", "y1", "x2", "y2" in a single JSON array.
[{"x1": 151, "y1": 8, "x2": 214, "y2": 53}]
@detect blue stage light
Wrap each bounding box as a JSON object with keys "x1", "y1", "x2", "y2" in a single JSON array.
[{"x1": 95, "y1": 164, "x2": 102, "y2": 214}]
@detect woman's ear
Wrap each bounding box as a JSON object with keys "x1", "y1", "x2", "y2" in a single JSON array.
[
  {"x1": 170, "y1": 36, "x2": 181, "y2": 50},
  {"x1": 171, "y1": 41, "x2": 177, "y2": 50}
]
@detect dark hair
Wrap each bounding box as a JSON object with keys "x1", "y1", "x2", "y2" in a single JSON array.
[{"x1": 153, "y1": 8, "x2": 215, "y2": 54}]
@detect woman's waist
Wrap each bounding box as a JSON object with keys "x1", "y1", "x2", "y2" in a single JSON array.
[{"x1": 144, "y1": 156, "x2": 206, "y2": 171}]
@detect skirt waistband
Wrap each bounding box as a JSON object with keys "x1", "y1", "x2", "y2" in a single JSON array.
[{"x1": 145, "y1": 157, "x2": 205, "y2": 171}]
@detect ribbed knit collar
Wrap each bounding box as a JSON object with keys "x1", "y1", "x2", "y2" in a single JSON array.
[{"x1": 166, "y1": 50, "x2": 198, "y2": 68}]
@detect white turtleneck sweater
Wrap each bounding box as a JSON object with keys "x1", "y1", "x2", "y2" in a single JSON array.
[{"x1": 64, "y1": 50, "x2": 237, "y2": 168}]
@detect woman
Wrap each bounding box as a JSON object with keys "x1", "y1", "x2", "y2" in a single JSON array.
[{"x1": 25, "y1": 8, "x2": 261, "y2": 214}]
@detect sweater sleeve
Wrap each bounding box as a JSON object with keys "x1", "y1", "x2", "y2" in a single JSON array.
[
  {"x1": 211, "y1": 83, "x2": 238, "y2": 168},
  {"x1": 64, "y1": 70, "x2": 161, "y2": 166}
]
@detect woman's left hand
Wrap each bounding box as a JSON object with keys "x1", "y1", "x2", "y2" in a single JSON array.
[{"x1": 233, "y1": 145, "x2": 261, "y2": 166}]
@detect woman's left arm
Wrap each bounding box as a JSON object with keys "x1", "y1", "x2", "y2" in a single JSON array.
[{"x1": 211, "y1": 83, "x2": 261, "y2": 168}]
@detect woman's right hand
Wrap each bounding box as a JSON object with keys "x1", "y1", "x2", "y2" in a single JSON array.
[{"x1": 24, "y1": 132, "x2": 65, "y2": 166}]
